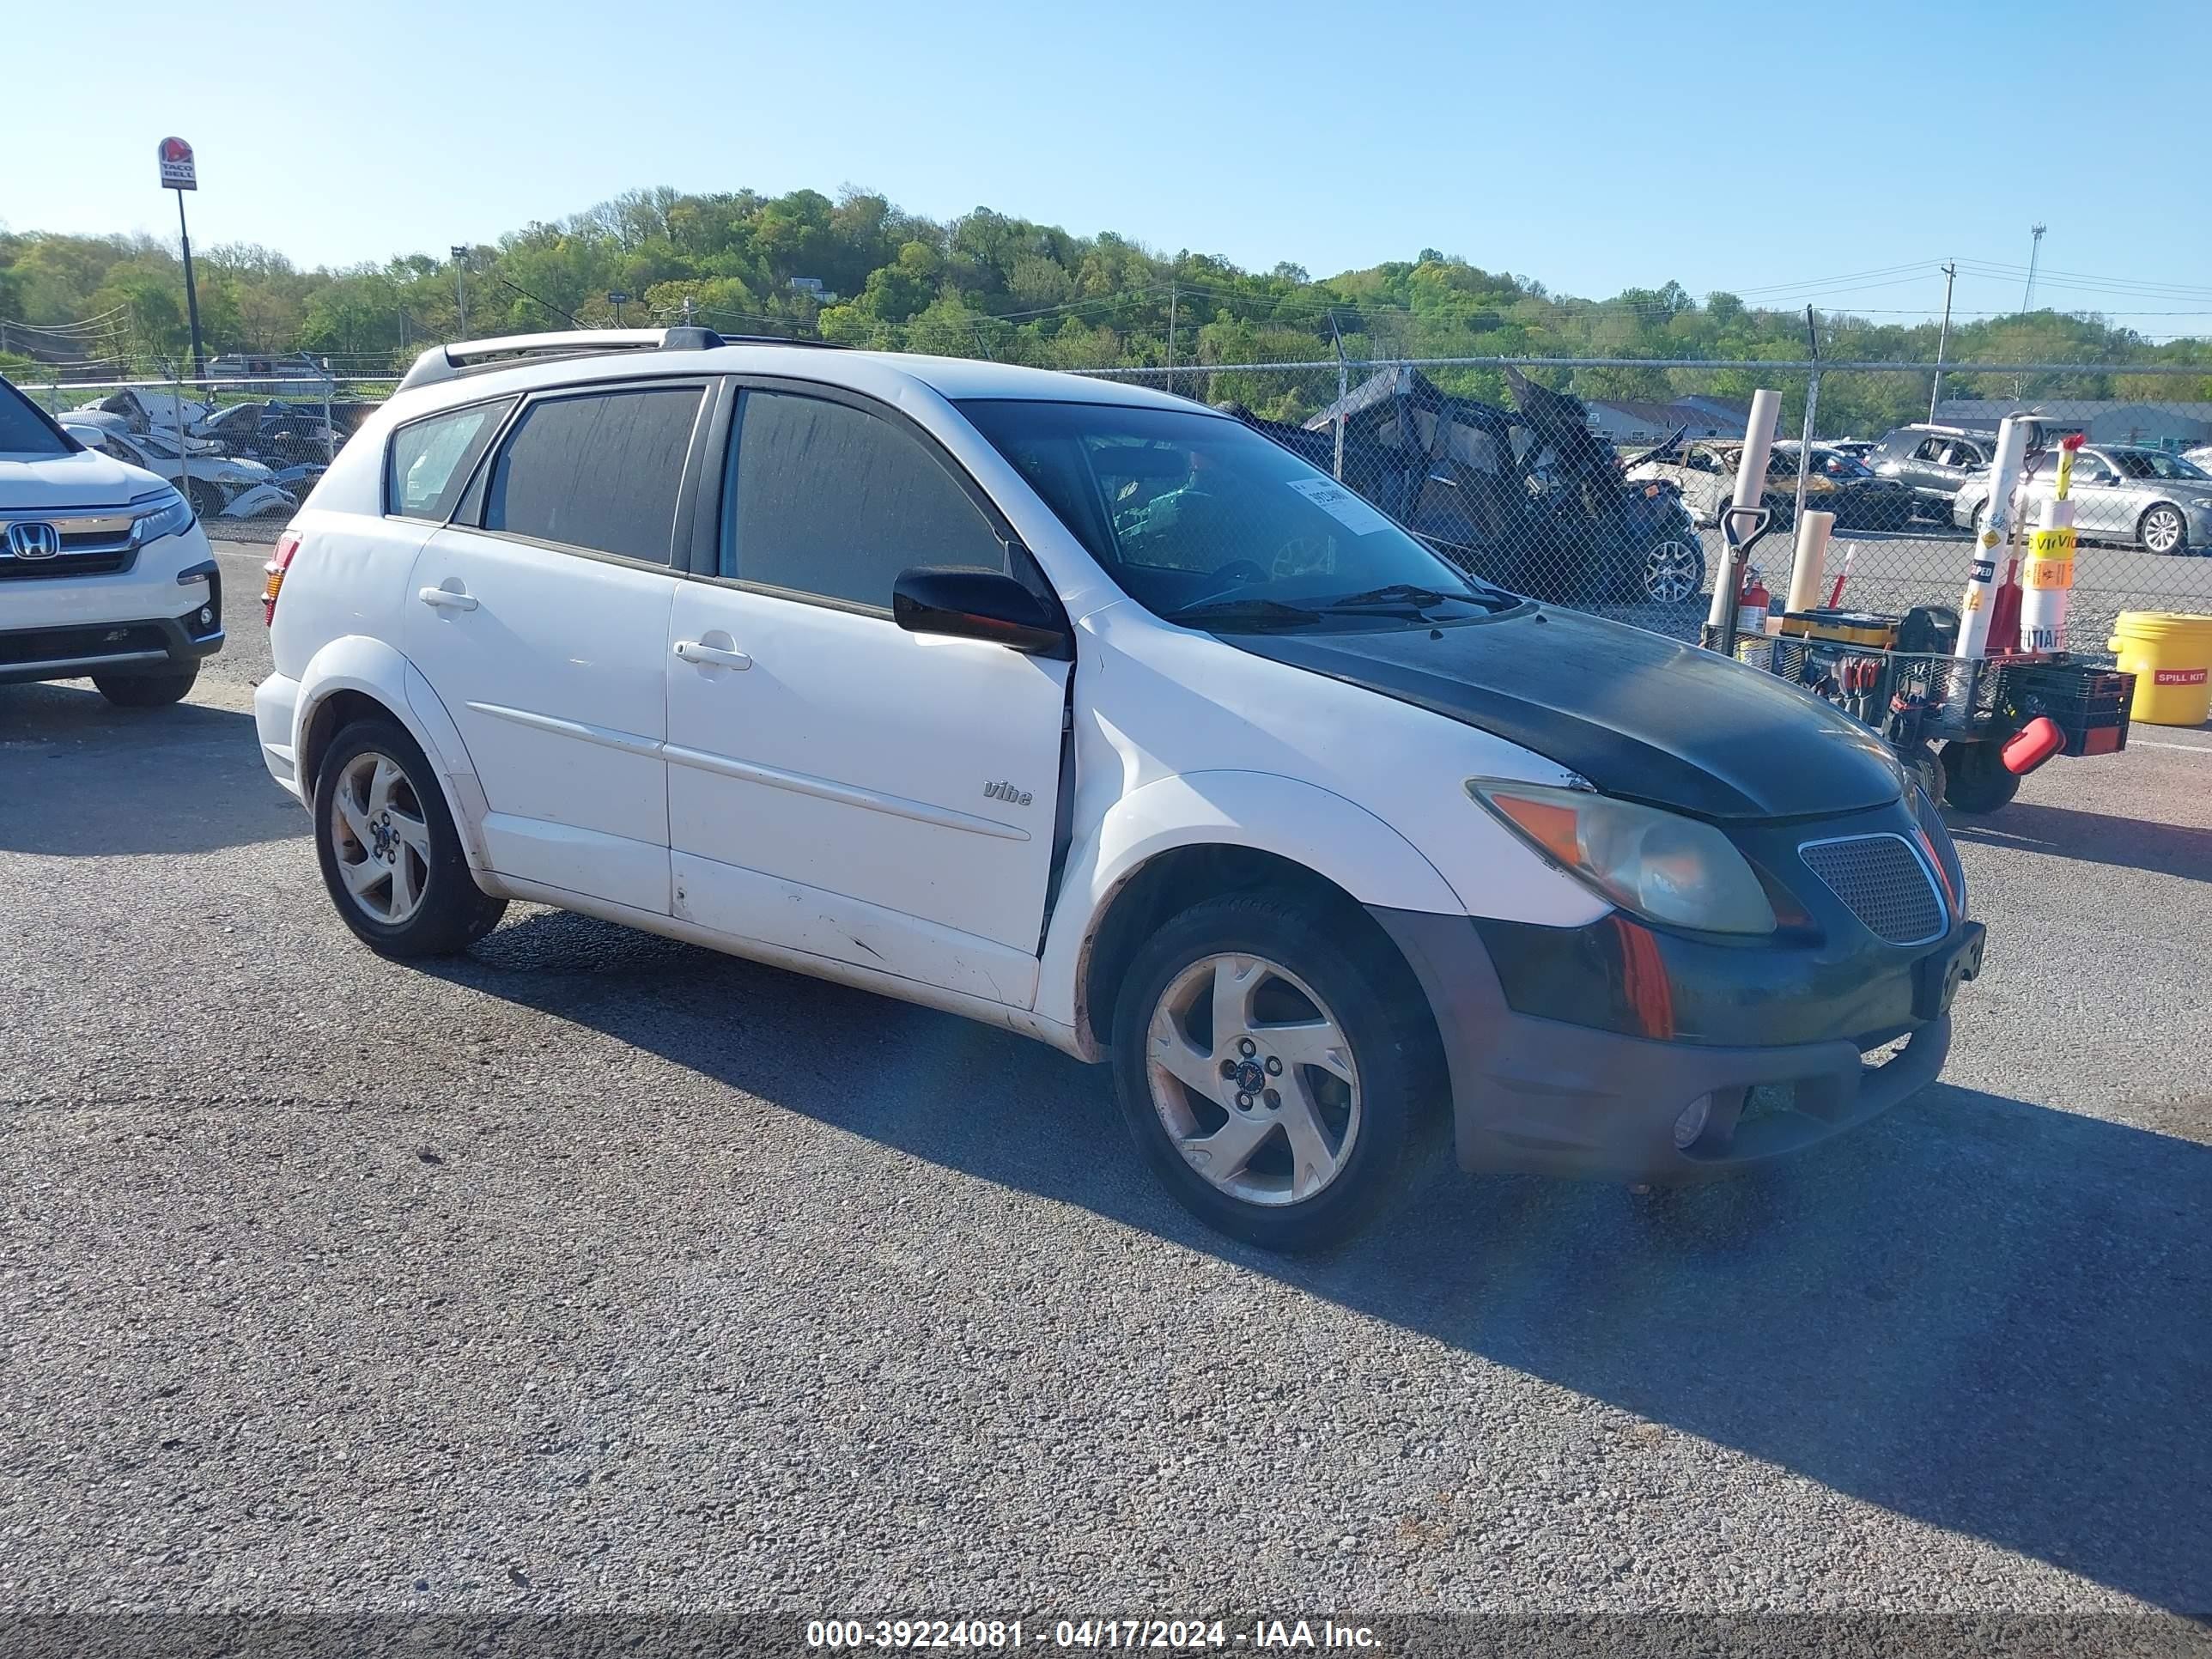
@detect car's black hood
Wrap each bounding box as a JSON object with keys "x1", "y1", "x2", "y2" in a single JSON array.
[{"x1": 1224, "y1": 605, "x2": 1905, "y2": 822}]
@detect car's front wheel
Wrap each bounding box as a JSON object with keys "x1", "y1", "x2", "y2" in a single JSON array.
[
  {"x1": 1638, "y1": 536, "x2": 1705, "y2": 605},
  {"x1": 313, "y1": 716, "x2": 507, "y2": 957},
  {"x1": 1110, "y1": 891, "x2": 1436, "y2": 1252},
  {"x1": 2139, "y1": 503, "x2": 2189, "y2": 556},
  {"x1": 94, "y1": 665, "x2": 198, "y2": 707}
]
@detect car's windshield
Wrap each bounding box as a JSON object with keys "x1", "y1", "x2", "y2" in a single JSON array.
[
  {"x1": 958, "y1": 398, "x2": 1510, "y2": 628},
  {"x1": 0, "y1": 379, "x2": 75, "y2": 459}
]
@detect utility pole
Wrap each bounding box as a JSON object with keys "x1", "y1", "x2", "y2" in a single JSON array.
[
  {"x1": 451, "y1": 246, "x2": 470, "y2": 335},
  {"x1": 1929, "y1": 261, "x2": 1957, "y2": 422},
  {"x1": 1164, "y1": 282, "x2": 1176, "y2": 399},
  {"x1": 1792, "y1": 306, "x2": 1820, "y2": 530},
  {"x1": 1328, "y1": 310, "x2": 1348, "y2": 481},
  {"x1": 2024, "y1": 225, "x2": 2046, "y2": 311}
]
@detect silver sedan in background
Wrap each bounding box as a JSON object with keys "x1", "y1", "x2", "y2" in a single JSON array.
[{"x1": 1953, "y1": 444, "x2": 2212, "y2": 555}]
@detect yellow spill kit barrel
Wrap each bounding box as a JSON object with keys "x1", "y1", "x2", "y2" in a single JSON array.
[{"x1": 2106, "y1": 611, "x2": 2212, "y2": 727}]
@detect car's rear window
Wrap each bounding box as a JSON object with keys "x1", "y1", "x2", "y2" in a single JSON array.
[{"x1": 0, "y1": 380, "x2": 74, "y2": 458}]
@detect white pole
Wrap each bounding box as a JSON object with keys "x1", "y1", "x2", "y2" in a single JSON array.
[
  {"x1": 2021, "y1": 441, "x2": 2080, "y2": 653},
  {"x1": 1706, "y1": 388, "x2": 1781, "y2": 635},
  {"x1": 1954, "y1": 416, "x2": 2033, "y2": 659},
  {"x1": 1784, "y1": 510, "x2": 1835, "y2": 618}
]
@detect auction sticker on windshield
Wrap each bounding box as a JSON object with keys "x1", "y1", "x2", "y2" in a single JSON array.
[{"x1": 1285, "y1": 477, "x2": 1394, "y2": 536}]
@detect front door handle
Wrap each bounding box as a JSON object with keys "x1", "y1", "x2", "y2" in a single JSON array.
[
  {"x1": 674, "y1": 639, "x2": 752, "y2": 671},
  {"x1": 418, "y1": 586, "x2": 478, "y2": 612}
]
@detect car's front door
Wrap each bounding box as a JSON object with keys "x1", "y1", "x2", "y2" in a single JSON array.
[
  {"x1": 663, "y1": 383, "x2": 1071, "y2": 1007},
  {"x1": 404, "y1": 380, "x2": 713, "y2": 916},
  {"x1": 2069, "y1": 451, "x2": 2132, "y2": 542}
]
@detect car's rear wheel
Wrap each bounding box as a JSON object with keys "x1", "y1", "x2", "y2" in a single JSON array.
[
  {"x1": 94, "y1": 665, "x2": 198, "y2": 707},
  {"x1": 313, "y1": 716, "x2": 506, "y2": 957},
  {"x1": 2139, "y1": 503, "x2": 2188, "y2": 556},
  {"x1": 1110, "y1": 890, "x2": 1435, "y2": 1252}
]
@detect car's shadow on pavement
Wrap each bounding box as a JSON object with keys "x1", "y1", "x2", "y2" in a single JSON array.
[
  {"x1": 446, "y1": 908, "x2": 2211, "y2": 1616},
  {"x1": 0, "y1": 688, "x2": 297, "y2": 856},
  {"x1": 1951, "y1": 800, "x2": 2212, "y2": 884}
]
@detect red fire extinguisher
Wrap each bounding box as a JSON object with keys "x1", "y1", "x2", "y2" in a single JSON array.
[
  {"x1": 1735, "y1": 568, "x2": 1772, "y2": 669},
  {"x1": 1987, "y1": 557, "x2": 2023, "y2": 656}
]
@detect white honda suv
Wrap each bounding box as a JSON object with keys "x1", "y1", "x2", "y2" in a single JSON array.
[
  {"x1": 255, "y1": 328, "x2": 1982, "y2": 1249},
  {"x1": 1, "y1": 376, "x2": 225, "y2": 705}
]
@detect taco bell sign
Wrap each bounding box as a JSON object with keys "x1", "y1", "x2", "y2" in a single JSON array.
[{"x1": 158, "y1": 136, "x2": 197, "y2": 191}]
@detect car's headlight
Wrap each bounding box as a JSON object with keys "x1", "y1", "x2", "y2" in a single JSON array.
[
  {"x1": 1467, "y1": 779, "x2": 1778, "y2": 935},
  {"x1": 2186, "y1": 495, "x2": 2212, "y2": 510},
  {"x1": 130, "y1": 489, "x2": 196, "y2": 544}
]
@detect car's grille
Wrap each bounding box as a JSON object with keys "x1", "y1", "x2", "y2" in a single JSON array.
[
  {"x1": 0, "y1": 512, "x2": 139, "y2": 580},
  {"x1": 1798, "y1": 833, "x2": 1946, "y2": 945},
  {"x1": 0, "y1": 623, "x2": 169, "y2": 668}
]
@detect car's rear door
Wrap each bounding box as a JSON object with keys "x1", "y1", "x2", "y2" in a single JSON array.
[
  {"x1": 404, "y1": 379, "x2": 713, "y2": 915},
  {"x1": 662, "y1": 381, "x2": 1070, "y2": 1007}
]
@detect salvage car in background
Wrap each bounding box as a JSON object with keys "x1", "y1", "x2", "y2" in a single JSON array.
[
  {"x1": 1626, "y1": 438, "x2": 1914, "y2": 532},
  {"x1": 1952, "y1": 443, "x2": 2212, "y2": 554},
  {"x1": 59, "y1": 415, "x2": 296, "y2": 520},
  {"x1": 1226, "y1": 366, "x2": 1705, "y2": 608}
]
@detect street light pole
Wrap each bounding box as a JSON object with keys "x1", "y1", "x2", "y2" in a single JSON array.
[
  {"x1": 2023, "y1": 225, "x2": 2046, "y2": 311},
  {"x1": 174, "y1": 188, "x2": 206, "y2": 379},
  {"x1": 451, "y1": 246, "x2": 469, "y2": 335}
]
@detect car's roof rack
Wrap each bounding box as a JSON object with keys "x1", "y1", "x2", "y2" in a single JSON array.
[{"x1": 395, "y1": 326, "x2": 841, "y2": 392}]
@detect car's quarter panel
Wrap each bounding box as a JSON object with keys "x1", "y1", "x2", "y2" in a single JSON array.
[
  {"x1": 663, "y1": 583, "x2": 1067, "y2": 1004},
  {"x1": 403, "y1": 528, "x2": 676, "y2": 915}
]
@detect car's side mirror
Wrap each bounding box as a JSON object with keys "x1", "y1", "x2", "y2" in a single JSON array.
[{"x1": 892, "y1": 566, "x2": 1073, "y2": 659}]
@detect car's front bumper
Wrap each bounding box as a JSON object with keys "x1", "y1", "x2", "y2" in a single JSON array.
[
  {"x1": 1371, "y1": 904, "x2": 1981, "y2": 1184},
  {"x1": 0, "y1": 558, "x2": 225, "y2": 686}
]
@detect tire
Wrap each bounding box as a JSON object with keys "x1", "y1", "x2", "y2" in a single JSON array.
[
  {"x1": 1636, "y1": 536, "x2": 1705, "y2": 606},
  {"x1": 2138, "y1": 502, "x2": 2188, "y2": 556},
  {"x1": 94, "y1": 664, "x2": 198, "y2": 707},
  {"x1": 1941, "y1": 739, "x2": 2020, "y2": 815},
  {"x1": 185, "y1": 478, "x2": 224, "y2": 523},
  {"x1": 1109, "y1": 890, "x2": 1437, "y2": 1252},
  {"x1": 313, "y1": 716, "x2": 506, "y2": 957}
]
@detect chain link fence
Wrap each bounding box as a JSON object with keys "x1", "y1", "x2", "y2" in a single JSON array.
[
  {"x1": 22, "y1": 354, "x2": 2212, "y2": 653},
  {"x1": 1080, "y1": 357, "x2": 2212, "y2": 648}
]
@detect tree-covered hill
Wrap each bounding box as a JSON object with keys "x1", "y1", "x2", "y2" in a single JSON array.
[{"x1": 6, "y1": 184, "x2": 2206, "y2": 435}]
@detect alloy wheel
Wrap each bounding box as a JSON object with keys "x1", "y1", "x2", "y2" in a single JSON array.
[
  {"x1": 329, "y1": 750, "x2": 433, "y2": 926},
  {"x1": 2142, "y1": 506, "x2": 2186, "y2": 555},
  {"x1": 1144, "y1": 952, "x2": 1361, "y2": 1206},
  {"x1": 1643, "y1": 539, "x2": 1702, "y2": 604}
]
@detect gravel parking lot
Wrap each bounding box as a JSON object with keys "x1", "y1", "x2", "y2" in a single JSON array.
[{"x1": 2, "y1": 541, "x2": 2208, "y2": 1620}]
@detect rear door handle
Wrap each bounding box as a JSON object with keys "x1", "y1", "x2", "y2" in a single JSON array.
[
  {"x1": 674, "y1": 639, "x2": 752, "y2": 671},
  {"x1": 418, "y1": 586, "x2": 478, "y2": 611}
]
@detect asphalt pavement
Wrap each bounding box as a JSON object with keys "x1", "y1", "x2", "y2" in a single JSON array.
[{"x1": 1, "y1": 540, "x2": 2207, "y2": 1620}]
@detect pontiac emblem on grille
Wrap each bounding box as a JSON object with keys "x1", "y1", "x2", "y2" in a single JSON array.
[{"x1": 6, "y1": 522, "x2": 61, "y2": 560}]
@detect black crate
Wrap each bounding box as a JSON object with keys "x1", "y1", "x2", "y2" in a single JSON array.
[
  {"x1": 1768, "y1": 640, "x2": 2006, "y2": 737},
  {"x1": 1999, "y1": 659, "x2": 2135, "y2": 757}
]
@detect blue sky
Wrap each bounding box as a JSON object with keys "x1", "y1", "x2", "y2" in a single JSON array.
[{"x1": 9, "y1": 0, "x2": 2210, "y2": 333}]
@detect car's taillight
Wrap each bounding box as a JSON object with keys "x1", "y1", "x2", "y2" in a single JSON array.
[{"x1": 263, "y1": 531, "x2": 301, "y2": 626}]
